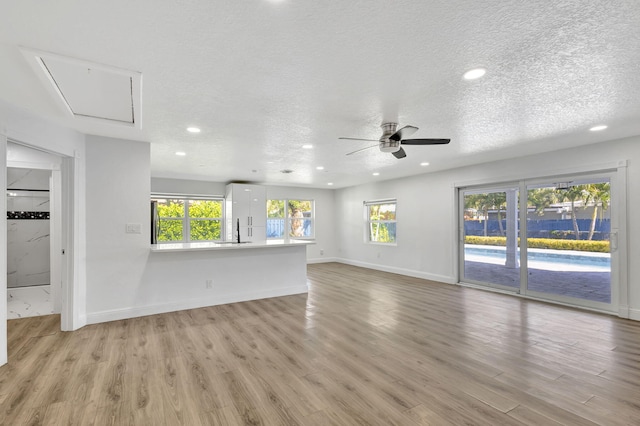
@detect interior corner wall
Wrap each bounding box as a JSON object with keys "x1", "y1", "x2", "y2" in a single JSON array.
[
  {"x1": 85, "y1": 135, "x2": 151, "y2": 317},
  {"x1": 334, "y1": 136, "x2": 640, "y2": 319}
]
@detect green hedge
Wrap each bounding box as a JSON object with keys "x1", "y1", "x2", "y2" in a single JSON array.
[{"x1": 465, "y1": 236, "x2": 610, "y2": 253}]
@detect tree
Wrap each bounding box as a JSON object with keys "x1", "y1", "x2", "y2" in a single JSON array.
[
  {"x1": 155, "y1": 199, "x2": 223, "y2": 241},
  {"x1": 464, "y1": 192, "x2": 506, "y2": 236},
  {"x1": 368, "y1": 203, "x2": 395, "y2": 242},
  {"x1": 267, "y1": 200, "x2": 285, "y2": 218},
  {"x1": 156, "y1": 199, "x2": 184, "y2": 241},
  {"x1": 188, "y1": 200, "x2": 223, "y2": 240},
  {"x1": 527, "y1": 187, "x2": 558, "y2": 216},
  {"x1": 555, "y1": 185, "x2": 589, "y2": 240},
  {"x1": 582, "y1": 183, "x2": 610, "y2": 240}
]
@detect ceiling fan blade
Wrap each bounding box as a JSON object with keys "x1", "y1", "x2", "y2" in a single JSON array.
[
  {"x1": 339, "y1": 137, "x2": 380, "y2": 142},
  {"x1": 392, "y1": 147, "x2": 407, "y2": 159},
  {"x1": 346, "y1": 144, "x2": 378, "y2": 156},
  {"x1": 389, "y1": 125, "x2": 418, "y2": 142},
  {"x1": 401, "y1": 138, "x2": 450, "y2": 145}
]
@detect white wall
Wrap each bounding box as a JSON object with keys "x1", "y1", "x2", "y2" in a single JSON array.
[
  {"x1": 151, "y1": 177, "x2": 225, "y2": 196},
  {"x1": 335, "y1": 136, "x2": 640, "y2": 319},
  {"x1": 85, "y1": 136, "x2": 151, "y2": 317}
]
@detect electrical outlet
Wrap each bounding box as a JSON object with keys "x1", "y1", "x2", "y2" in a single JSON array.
[
  {"x1": 320, "y1": 249, "x2": 324, "y2": 255},
  {"x1": 205, "y1": 279, "x2": 213, "y2": 289}
]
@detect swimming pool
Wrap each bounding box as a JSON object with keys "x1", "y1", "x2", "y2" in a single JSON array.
[{"x1": 465, "y1": 244, "x2": 610, "y2": 272}]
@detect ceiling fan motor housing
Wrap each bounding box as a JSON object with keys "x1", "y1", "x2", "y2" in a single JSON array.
[
  {"x1": 379, "y1": 122, "x2": 401, "y2": 152},
  {"x1": 379, "y1": 139, "x2": 401, "y2": 152}
]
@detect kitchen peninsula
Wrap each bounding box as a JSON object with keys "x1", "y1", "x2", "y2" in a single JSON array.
[
  {"x1": 150, "y1": 238, "x2": 313, "y2": 252},
  {"x1": 137, "y1": 239, "x2": 314, "y2": 324},
  {"x1": 129, "y1": 183, "x2": 314, "y2": 324}
]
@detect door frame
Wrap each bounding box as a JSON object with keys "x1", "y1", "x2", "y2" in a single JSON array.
[
  {"x1": 456, "y1": 161, "x2": 629, "y2": 318},
  {"x1": 4, "y1": 140, "x2": 83, "y2": 330}
]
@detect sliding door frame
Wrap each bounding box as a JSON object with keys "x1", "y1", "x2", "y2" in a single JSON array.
[{"x1": 456, "y1": 160, "x2": 629, "y2": 318}]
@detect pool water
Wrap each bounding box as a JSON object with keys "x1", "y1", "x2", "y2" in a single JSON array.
[{"x1": 465, "y1": 245, "x2": 610, "y2": 272}]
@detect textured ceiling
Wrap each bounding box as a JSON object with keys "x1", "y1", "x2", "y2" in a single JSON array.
[{"x1": 1, "y1": 0, "x2": 639, "y2": 188}]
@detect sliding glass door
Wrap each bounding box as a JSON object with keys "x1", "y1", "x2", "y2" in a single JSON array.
[
  {"x1": 524, "y1": 178, "x2": 611, "y2": 306},
  {"x1": 461, "y1": 186, "x2": 520, "y2": 291},
  {"x1": 460, "y1": 172, "x2": 616, "y2": 312}
]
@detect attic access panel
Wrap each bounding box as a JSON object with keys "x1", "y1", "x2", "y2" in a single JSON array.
[{"x1": 21, "y1": 48, "x2": 142, "y2": 128}]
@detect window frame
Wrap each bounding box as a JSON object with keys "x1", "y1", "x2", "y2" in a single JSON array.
[
  {"x1": 152, "y1": 193, "x2": 225, "y2": 243},
  {"x1": 364, "y1": 199, "x2": 397, "y2": 245},
  {"x1": 266, "y1": 198, "x2": 315, "y2": 240}
]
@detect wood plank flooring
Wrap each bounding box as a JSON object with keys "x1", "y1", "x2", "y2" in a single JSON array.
[{"x1": 2, "y1": 262, "x2": 640, "y2": 425}]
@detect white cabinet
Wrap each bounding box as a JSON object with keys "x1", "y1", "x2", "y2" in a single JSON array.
[{"x1": 225, "y1": 184, "x2": 266, "y2": 243}]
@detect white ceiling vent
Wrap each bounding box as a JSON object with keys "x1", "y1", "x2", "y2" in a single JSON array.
[{"x1": 21, "y1": 48, "x2": 142, "y2": 128}]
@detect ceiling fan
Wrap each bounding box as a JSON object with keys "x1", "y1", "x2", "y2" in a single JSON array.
[{"x1": 340, "y1": 123, "x2": 450, "y2": 159}]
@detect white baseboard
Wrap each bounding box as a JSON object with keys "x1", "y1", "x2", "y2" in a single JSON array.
[
  {"x1": 334, "y1": 258, "x2": 456, "y2": 284},
  {"x1": 307, "y1": 257, "x2": 339, "y2": 264},
  {"x1": 628, "y1": 308, "x2": 640, "y2": 321},
  {"x1": 86, "y1": 285, "x2": 308, "y2": 325}
]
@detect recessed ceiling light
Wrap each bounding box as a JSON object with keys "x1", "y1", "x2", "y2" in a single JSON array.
[
  {"x1": 373, "y1": 172, "x2": 380, "y2": 176},
  {"x1": 316, "y1": 166, "x2": 324, "y2": 170},
  {"x1": 302, "y1": 144, "x2": 313, "y2": 149},
  {"x1": 463, "y1": 68, "x2": 486, "y2": 80},
  {"x1": 186, "y1": 127, "x2": 201, "y2": 133},
  {"x1": 589, "y1": 125, "x2": 608, "y2": 132},
  {"x1": 327, "y1": 182, "x2": 334, "y2": 186},
  {"x1": 420, "y1": 162, "x2": 430, "y2": 166},
  {"x1": 175, "y1": 151, "x2": 186, "y2": 156}
]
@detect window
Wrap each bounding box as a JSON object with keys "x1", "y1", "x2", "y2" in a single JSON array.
[
  {"x1": 365, "y1": 200, "x2": 397, "y2": 243},
  {"x1": 266, "y1": 199, "x2": 314, "y2": 239},
  {"x1": 152, "y1": 196, "x2": 224, "y2": 243}
]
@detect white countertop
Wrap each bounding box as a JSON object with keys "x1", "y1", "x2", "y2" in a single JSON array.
[{"x1": 151, "y1": 239, "x2": 314, "y2": 252}]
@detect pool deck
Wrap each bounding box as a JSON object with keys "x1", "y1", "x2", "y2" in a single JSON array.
[{"x1": 464, "y1": 261, "x2": 611, "y2": 303}]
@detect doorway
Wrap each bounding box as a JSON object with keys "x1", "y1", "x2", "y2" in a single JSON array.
[
  {"x1": 460, "y1": 171, "x2": 618, "y2": 313},
  {"x1": 6, "y1": 143, "x2": 64, "y2": 321},
  {"x1": 7, "y1": 168, "x2": 54, "y2": 318}
]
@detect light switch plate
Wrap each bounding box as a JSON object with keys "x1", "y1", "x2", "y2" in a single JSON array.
[{"x1": 126, "y1": 223, "x2": 142, "y2": 234}]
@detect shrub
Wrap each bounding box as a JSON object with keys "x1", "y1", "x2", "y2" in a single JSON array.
[{"x1": 464, "y1": 236, "x2": 609, "y2": 253}]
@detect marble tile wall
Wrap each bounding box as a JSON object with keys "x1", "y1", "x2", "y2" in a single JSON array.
[
  {"x1": 7, "y1": 220, "x2": 51, "y2": 287},
  {"x1": 7, "y1": 167, "x2": 51, "y2": 289}
]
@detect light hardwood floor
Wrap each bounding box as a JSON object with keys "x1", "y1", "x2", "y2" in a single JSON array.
[{"x1": 2, "y1": 262, "x2": 640, "y2": 425}]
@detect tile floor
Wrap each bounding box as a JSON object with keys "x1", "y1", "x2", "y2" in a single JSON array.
[{"x1": 7, "y1": 285, "x2": 54, "y2": 319}]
